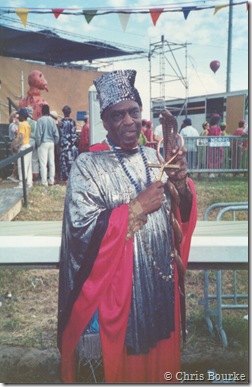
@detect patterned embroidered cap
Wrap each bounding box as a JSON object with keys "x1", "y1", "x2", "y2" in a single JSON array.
[{"x1": 93, "y1": 69, "x2": 142, "y2": 115}]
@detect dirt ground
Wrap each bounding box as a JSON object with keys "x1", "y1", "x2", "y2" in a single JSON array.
[{"x1": 0, "y1": 179, "x2": 248, "y2": 383}]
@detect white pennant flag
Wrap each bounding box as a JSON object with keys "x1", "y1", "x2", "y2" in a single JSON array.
[{"x1": 118, "y1": 12, "x2": 130, "y2": 32}]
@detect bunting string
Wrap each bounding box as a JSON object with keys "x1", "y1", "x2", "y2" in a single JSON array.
[{"x1": 0, "y1": 1, "x2": 247, "y2": 29}]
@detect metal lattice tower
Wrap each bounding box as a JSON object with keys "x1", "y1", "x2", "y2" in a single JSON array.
[{"x1": 149, "y1": 35, "x2": 190, "y2": 118}]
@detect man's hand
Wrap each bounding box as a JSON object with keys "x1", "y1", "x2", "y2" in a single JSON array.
[
  {"x1": 137, "y1": 181, "x2": 165, "y2": 215},
  {"x1": 166, "y1": 145, "x2": 188, "y2": 183}
]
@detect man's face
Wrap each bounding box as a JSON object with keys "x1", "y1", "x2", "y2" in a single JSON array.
[{"x1": 102, "y1": 100, "x2": 142, "y2": 149}]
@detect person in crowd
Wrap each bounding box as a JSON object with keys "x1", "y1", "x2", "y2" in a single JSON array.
[
  {"x1": 137, "y1": 118, "x2": 147, "y2": 146},
  {"x1": 49, "y1": 110, "x2": 60, "y2": 181},
  {"x1": 179, "y1": 118, "x2": 199, "y2": 170},
  {"x1": 153, "y1": 114, "x2": 164, "y2": 155},
  {"x1": 15, "y1": 108, "x2": 33, "y2": 189},
  {"x1": 7, "y1": 111, "x2": 19, "y2": 182},
  {"x1": 208, "y1": 114, "x2": 221, "y2": 136},
  {"x1": 8, "y1": 111, "x2": 19, "y2": 141},
  {"x1": 78, "y1": 115, "x2": 90, "y2": 153},
  {"x1": 234, "y1": 119, "x2": 246, "y2": 136},
  {"x1": 141, "y1": 118, "x2": 147, "y2": 131},
  {"x1": 243, "y1": 124, "x2": 248, "y2": 135},
  {"x1": 58, "y1": 105, "x2": 79, "y2": 183},
  {"x1": 220, "y1": 122, "x2": 229, "y2": 169},
  {"x1": 26, "y1": 106, "x2": 40, "y2": 183},
  {"x1": 198, "y1": 121, "x2": 210, "y2": 172},
  {"x1": 144, "y1": 119, "x2": 156, "y2": 149},
  {"x1": 36, "y1": 104, "x2": 59, "y2": 186},
  {"x1": 207, "y1": 114, "x2": 221, "y2": 177},
  {"x1": 200, "y1": 121, "x2": 209, "y2": 136},
  {"x1": 220, "y1": 122, "x2": 228, "y2": 136},
  {"x1": 57, "y1": 69, "x2": 197, "y2": 384},
  {"x1": 233, "y1": 119, "x2": 248, "y2": 173}
]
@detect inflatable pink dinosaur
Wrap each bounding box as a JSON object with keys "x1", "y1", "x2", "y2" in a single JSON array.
[{"x1": 19, "y1": 70, "x2": 48, "y2": 121}]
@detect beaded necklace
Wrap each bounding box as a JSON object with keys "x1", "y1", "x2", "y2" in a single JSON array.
[{"x1": 106, "y1": 135, "x2": 152, "y2": 193}]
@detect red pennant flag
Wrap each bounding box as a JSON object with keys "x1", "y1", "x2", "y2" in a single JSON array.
[
  {"x1": 149, "y1": 8, "x2": 164, "y2": 26},
  {"x1": 52, "y1": 9, "x2": 64, "y2": 19}
]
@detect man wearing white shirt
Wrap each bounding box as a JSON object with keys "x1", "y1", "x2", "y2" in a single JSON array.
[{"x1": 180, "y1": 118, "x2": 199, "y2": 170}]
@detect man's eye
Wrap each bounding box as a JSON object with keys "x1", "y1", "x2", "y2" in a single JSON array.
[
  {"x1": 112, "y1": 112, "x2": 123, "y2": 120},
  {"x1": 130, "y1": 109, "x2": 140, "y2": 117}
]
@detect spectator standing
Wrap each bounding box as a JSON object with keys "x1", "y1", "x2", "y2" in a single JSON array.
[
  {"x1": 145, "y1": 120, "x2": 156, "y2": 149},
  {"x1": 15, "y1": 108, "x2": 33, "y2": 189},
  {"x1": 200, "y1": 121, "x2": 209, "y2": 136},
  {"x1": 138, "y1": 119, "x2": 147, "y2": 146},
  {"x1": 179, "y1": 118, "x2": 199, "y2": 169},
  {"x1": 220, "y1": 122, "x2": 228, "y2": 136},
  {"x1": 234, "y1": 119, "x2": 246, "y2": 136},
  {"x1": 198, "y1": 121, "x2": 210, "y2": 171},
  {"x1": 26, "y1": 106, "x2": 40, "y2": 183},
  {"x1": 233, "y1": 119, "x2": 248, "y2": 173},
  {"x1": 50, "y1": 110, "x2": 60, "y2": 181},
  {"x1": 8, "y1": 111, "x2": 19, "y2": 141},
  {"x1": 207, "y1": 114, "x2": 221, "y2": 177},
  {"x1": 220, "y1": 122, "x2": 229, "y2": 169},
  {"x1": 78, "y1": 115, "x2": 90, "y2": 153},
  {"x1": 36, "y1": 104, "x2": 59, "y2": 186},
  {"x1": 7, "y1": 111, "x2": 19, "y2": 182},
  {"x1": 153, "y1": 114, "x2": 164, "y2": 156},
  {"x1": 58, "y1": 105, "x2": 79, "y2": 183}
]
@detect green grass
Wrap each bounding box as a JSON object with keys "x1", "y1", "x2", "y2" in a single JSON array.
[
  {"x1": 193, "y1": 174, "x2": 248, "y2": 220},
  {"x1": 0, "y1": 175, "x2": 248, "y2": 353}
]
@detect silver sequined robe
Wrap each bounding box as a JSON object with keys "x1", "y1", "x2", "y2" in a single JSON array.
[{"x1": 58, "y1": 145, "x2": 176, "y2": 360}]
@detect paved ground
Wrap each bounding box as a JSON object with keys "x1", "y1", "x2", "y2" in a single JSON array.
[{"x1": 0, "y1": 343, "x2": 248, "y2": 384}]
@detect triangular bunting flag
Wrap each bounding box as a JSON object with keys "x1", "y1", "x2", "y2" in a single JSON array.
[
  {"x1": 16, "y1": 8, "x2": 29, "y2": 27},
  {"x1": 83, "y1": 10, "x2": 98, "y2": 24},
  {"x1": 213, "y1": 5, "x2": 228, "y2": 15},
  {"x1": 246, "y1": 2, "x2": 248, "y2": 11},
  {"x1": 52, "y1": 9, "x2": 64, "y2": 19},
  {"x1": 118, "y1": 12, "x2": 130, "y2": 32},
  {"x1": 149, "y1": 8, "x2": 164, "y2": 26},
  {"x1": 182, "y1": 6, "x2": 196, "y2": 20}
]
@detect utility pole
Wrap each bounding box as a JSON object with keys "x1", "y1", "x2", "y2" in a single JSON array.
[{"x1": 226, "y1": 0, "x2": 233, "y2": 93}]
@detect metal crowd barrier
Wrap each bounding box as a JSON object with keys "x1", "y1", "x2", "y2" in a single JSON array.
[
  {"x1": 200, "y1": 203, "x2": 248, "y2": 347},
  {"x1": 0, "y1": 146, "x2": 33, "y2": 207},
  {"x1": 203, "y1": 202, "x2": 248, "y2": 221},
  {"x1": 182, "y1": 136, "x2": 248, "y2": 173}
]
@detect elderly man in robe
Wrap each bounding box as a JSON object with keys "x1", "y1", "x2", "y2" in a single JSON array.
[{"x1": 57, "y1": 69, "x2": 197, "y2": 383}]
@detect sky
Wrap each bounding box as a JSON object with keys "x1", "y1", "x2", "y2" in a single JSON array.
[{"x1": 0, "y1": 0, "x2": 249, "y2": 118}]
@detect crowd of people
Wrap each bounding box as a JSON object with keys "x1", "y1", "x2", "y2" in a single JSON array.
[
  {"x1": 139, "y1": 114, "x2": 248, "y2": 176},
  {"x1": 150, "y1": 114, "x2": 248, "y2": 176},
  {"x1": 6, "y1": 104, "x2": 86, "y2": 188},
  {"x1": 6, "y1": 103, "x2": 248, "y2": 189}
]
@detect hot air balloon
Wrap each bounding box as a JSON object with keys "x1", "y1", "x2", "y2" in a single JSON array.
[{"x1": 210, "y1": 60, "x2": 220, "y2": 74}]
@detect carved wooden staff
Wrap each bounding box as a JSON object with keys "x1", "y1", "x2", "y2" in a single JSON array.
[{"x1": 155, "y1": 109, "x2": 187, "y2": 345}]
